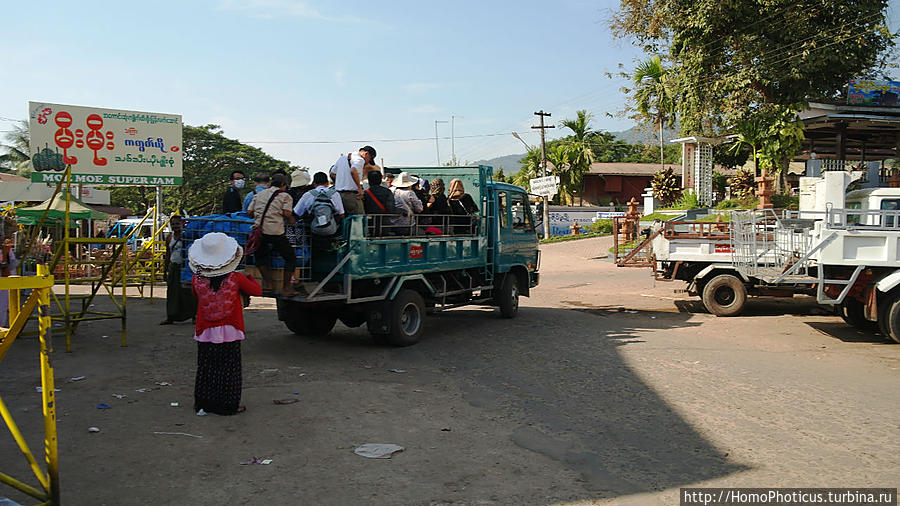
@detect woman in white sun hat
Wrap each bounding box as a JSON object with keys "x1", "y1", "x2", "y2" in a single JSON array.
[{"x1": 188, "y1": 232, "x2": 262, "y2": 415}]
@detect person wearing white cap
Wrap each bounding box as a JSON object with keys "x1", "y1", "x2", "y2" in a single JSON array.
[
  {"x1": 188, "y1": 232, "x2": 262, "y2": 415},
  {"x1": 390, "y1": 172, "x2": 423, "y2": 235},
  {"x1": 287, "y1": 168, "x2": 313, "y2": 206}
]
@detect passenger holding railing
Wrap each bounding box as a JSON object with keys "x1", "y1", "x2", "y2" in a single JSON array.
[
  {"x1": 448, "y1": 178, "x2": 479, "y2": 235},
  {"x1": 391, "y1": 172, "x2": 423, "y2": 236},
  {"x1": 363, "y1": 170, "x2": 396, "y2": 237}
]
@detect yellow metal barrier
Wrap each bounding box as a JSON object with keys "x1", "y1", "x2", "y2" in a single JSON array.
[{"x1": 0, "y1": 265, "x2": 60, "y2": 505}]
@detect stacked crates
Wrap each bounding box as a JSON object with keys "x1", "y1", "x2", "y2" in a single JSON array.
[{"x1": 180, "y1": 213, "x2": 311, "y2": 286}]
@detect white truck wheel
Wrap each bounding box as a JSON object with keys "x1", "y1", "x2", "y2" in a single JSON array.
[{"x1": 701, "y1": 274, "x2": 747, "y2": 317}]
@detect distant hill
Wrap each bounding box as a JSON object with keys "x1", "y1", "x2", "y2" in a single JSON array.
[{"x1": 474, "y1": 124, "x2": 680, "y2": 174}]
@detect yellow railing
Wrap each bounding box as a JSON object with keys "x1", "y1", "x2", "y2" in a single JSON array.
[{"x1": 0, "y1": 265, "x2": 60, "y2": 505}]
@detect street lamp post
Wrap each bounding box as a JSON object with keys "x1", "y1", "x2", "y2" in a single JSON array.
[{"x1": 512, "y1": 131, "x2": 551, "y2": 239}]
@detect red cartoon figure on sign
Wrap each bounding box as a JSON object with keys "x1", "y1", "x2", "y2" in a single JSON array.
[
  {"x1": 85, "y1": 113, "x2": 113, "y2": 166},
  {"x1": 53, "y1": 111, "x2": 78, "y2": 165}
]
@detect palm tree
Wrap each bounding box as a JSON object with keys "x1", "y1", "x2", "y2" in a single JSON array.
[
  {"x1": 0, "y1": 120, "x2": 31, "y2": 174},
  {"x1": 559, "y1": 110, "x2": 596, "y2": 206},
  {"x1": 632, "y1": 55, "x2": 675, "y2": 170},
  {"x1": 546, "y1": 143, "x2": 572, "y2": 205}
]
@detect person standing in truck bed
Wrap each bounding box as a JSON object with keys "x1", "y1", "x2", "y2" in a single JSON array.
[{"x1": 330, "y1": 145, "x2": 376, "y2": 216}]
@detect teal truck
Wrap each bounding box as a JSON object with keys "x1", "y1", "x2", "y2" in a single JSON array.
[{"x1": 265, "y1": 165, "x2": 541, "y2": 346}]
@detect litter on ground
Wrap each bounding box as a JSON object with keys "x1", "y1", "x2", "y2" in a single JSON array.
[{"x1": 354, "y1": 443, "x2": 404, "y2": 459}]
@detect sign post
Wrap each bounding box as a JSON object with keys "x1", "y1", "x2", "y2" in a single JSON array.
[
  {"x1": 529, "y1": 175, "x2": 560, "y2": 197},
  {"x1": 28, "y1": 102, "x2": 183, "y2": 186}
]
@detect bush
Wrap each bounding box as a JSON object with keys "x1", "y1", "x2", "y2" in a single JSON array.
[
  {"x1": 663, "y1": 191, "x2": 700, "y2": 210},
  {"x1": 651, "y1": 168, "x2": 680, "y2": 206},
  {"x1": 589, "y1": 219, "x2": 613, "y2": 235},
  {"x1": 771, "y1": 193, "x2": 799, "y2": 210},
  {"x1": 715, "y1": 195, "x2": 758, "y2": 209},
  {"x1": 728, "y1": 169, "x2": 755, "y2": 199}
]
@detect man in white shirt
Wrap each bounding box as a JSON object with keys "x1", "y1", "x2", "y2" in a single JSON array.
[
  {"x1": 329, "y1": 145, "x2": 376, "y2": 216},
  {"x1": 294, "y1": 172, "x2": 345, "y2": 218}
]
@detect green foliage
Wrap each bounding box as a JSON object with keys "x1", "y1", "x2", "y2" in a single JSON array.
[
  {"x1": 110, "y1": 124, "x2": 291, "y2": 215},
  {"x1": 771, "y1": 193, "x2": 799, "y2": 210},
  {"x1": 631, "y1": 55, "x2": 675, "y2": 167},
  {"x1": 715, "y1": 196, "x2": 758, "y2": 209},
  {"x1": 612, "y1": 0, "x2": 895, "y2": 135},
  {"x1": 0, "y1": 120, "x2": 31, "y2": 175},
  {"x1": 728, "y1": 169, "x2": 756, "y2": 199},
  {"x1": 556, "y1": 110, "x2": 596, "y2": 206},
  {"x1": 713, "y1": 142, "x2": 751, "y2": 170},
  {"x1": 651, "y1": 168, "x2": 680, "y2": 205},
  {"x1": 663, "y1": 191, "x2": 700, "y2": 210},
  {"x1": 589, "y1": 219, "x2": 613, "y2": 235},
  {"x1": 540, "y1": 233, "x2": 603, "y2": 244}
]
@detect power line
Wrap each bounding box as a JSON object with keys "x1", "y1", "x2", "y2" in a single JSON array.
[{"x1": 240, "y1": 131, "x2": 532, "y2": 145}]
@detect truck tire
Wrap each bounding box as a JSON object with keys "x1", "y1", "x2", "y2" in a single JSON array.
[
  {"x1": 284, "y1": 308, "x2": 337, "y2": 336},
  {"x1": 701, "y1": 274, "x2": 747, "y2": 317},
  {"x1": 387, "y1": 289, "x2": 425, "y2": 347},
  {"x1": 839, "y1": 299, "x2": 877, "y2": 331},
  {"x1": 884, "y1": 295, "x2": 900, "y2": 344},
  {"x1": 496, "y1": 274, "x2": 519, "y2": 318}
]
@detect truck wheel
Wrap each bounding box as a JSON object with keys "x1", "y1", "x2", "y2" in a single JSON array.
[
  {"x1": 885, "y1": 296, "x2": 900, "y2": 344},
  {"x1": 701, "y1": 274, "x2": 747, "y2": 317},
  {"x1": 285, "y1": 309, "x2": 337, "y2": 336},
  {"x1": 387, "y1": 289, "x2": 425, "y2": 347},
  {"x1": 496, "y1": 274, "x2": 519, "y2": 318},
  {"x1": 839, "y1": 299, "x2": 877, "y2": 330}
]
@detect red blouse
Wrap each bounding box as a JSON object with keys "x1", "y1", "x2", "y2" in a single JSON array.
[{"x1": 191, "y1": 272, "x2": 262, "y2": 335}]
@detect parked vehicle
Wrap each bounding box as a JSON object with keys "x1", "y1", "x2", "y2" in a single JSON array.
[
  {"x1": 617, "y1": 172, "x2": 900, "y2": 342},
  {"x1": 184, "y1": 166, "x2": 540, "y2": 346}
]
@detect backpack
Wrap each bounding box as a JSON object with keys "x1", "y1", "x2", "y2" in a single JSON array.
[{"x1": 310, "y1": 188, "x2": 338, "y2": 236}]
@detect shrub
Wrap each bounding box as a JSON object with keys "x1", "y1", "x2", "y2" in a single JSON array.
[
  {"x1": 728, "y1": 169, "x2": 755, "y2": 199},
  {"x1": 589, "y1": 219, "x2": 613, "y2": 235},
  {"x1": 663, "y1": 191, "x2": 700, "y2": 210},
  {"x1": 651, "y1": 168, "x2": 680, "y2": 206}
]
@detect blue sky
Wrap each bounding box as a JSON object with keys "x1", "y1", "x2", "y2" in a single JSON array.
[{"x1": 1, "y1": 0, "x2": 898, "y2": 172}]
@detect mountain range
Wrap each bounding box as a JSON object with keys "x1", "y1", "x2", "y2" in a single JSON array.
[{"x1": 473, "y1": 124, "x2": 679, "y2": 173}]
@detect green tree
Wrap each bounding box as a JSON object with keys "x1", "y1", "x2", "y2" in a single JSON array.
[
  {"x1": 515, "y1": 145, "x2": 544, "y2": 189},
  {"x1": 612, "y1": 0, "x2": 895, "y2": 135},
  {"x1": 110, "y1": 125, "x2": 291, "y2": 215},
  {"x1": 546, "y1": 143, "x2": 573, "y2": 205},
  {"x1": 631, "y1": 55, "x2": 675, "y2": 169},
  {"x1": 557, "y1": 110, "x2": 597, "y2": 205},
  {"x1": 0, "y1": 120, "x2": 31, "y2": 175}
]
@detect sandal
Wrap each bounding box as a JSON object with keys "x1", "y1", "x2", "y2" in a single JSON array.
[
  {"x1": 159, "y1": 319, "x2": 173, "y2": 325},
  {"x1": 235, "y1": 406, "x2": 246, "y2": 414}
]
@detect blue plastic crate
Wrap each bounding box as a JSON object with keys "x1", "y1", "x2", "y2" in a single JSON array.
[{"x1": 180, "y1": 214, "x2": 310, "y2": 285}]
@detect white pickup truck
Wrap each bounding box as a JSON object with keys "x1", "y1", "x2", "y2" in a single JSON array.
[{"x1": 619, "y1": 172, "x2": 900, "y2": 342}]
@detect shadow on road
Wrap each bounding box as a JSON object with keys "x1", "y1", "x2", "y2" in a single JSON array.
[
  {"x1": 803, "y1": 321, "x2": 893, "y2": 344},
  {"x1": 283, "y1": 303, "x2": 748, "y2": 501}
]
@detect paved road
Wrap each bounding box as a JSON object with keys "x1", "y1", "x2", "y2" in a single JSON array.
[{"x1": 1, "y1": 236, "x2": 897, "y2": 505}]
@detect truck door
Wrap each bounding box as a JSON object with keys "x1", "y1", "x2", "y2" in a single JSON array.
[{"x1": 497, "y1": 190, "x2": 538, "y2": 267}]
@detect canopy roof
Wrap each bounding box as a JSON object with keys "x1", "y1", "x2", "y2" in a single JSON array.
[{"x1": 16, "y1": 193, "x2": 108, "y2": 225}]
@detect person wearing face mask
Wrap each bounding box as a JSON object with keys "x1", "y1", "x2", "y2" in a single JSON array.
[{"x1": 223, "y1": 169, "x2": 246, "y2": 214}]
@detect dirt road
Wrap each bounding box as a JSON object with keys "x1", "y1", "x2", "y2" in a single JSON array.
[{"x1": 2, "y1": 236, "x2": 897, "y2": 505}]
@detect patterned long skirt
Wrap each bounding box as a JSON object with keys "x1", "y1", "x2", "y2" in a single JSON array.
[{"x1": 194, "y1": 341, "x2": 242, "y2": 415}]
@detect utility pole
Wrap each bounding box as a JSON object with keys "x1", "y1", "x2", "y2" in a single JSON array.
[
  {"x1": 532, "y1": 110, "x2": 554, "y2": 239},
  {"x1": 434, "y1": 120, "x2": 447, "y2": 166},
  {"x1": 451, "y1": 115, "x2": 462, "y2": 165}
]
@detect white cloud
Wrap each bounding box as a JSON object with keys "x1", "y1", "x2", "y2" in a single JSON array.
[
  {"x1": 334, "y1": 69, "x2": 346, "y2": 87},
  {"x1": 412, "y1": 105, "x2": 443, "y2": 114}
]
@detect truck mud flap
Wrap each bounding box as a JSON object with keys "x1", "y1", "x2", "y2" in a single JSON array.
[{"x1": 366, "y1": 300, "x2": 391, "y2": 334}]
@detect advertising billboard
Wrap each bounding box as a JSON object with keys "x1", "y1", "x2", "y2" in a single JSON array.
[
  {"x1": 847, "y1": 79, "x2": 900, "y2": 106},
  {"x1": 28, "y1": 101, "x2": 183, "y2": 186}
]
